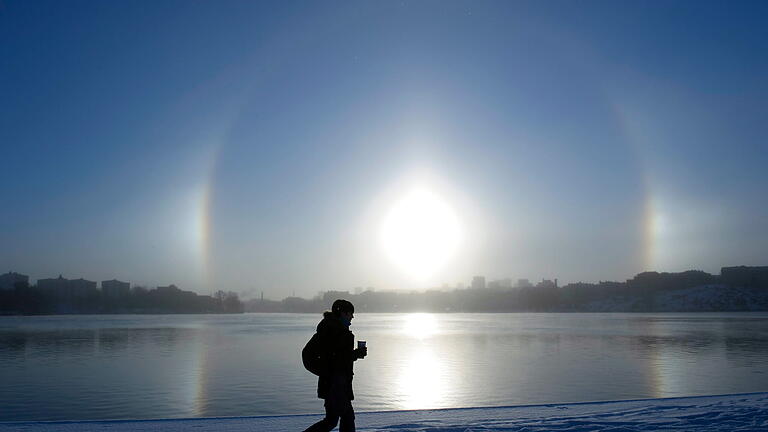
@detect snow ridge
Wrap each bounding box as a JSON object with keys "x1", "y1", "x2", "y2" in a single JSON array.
[{"x1": 1, "y1": 393, "x2": 766, "y2": 432}]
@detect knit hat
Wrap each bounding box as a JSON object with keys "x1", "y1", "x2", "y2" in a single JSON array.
[{"x1": 331, "y1": 299, "x2": 354, "y2": 315}]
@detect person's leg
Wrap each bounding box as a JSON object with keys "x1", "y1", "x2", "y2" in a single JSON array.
[
  {"x1": 303, "y1": 400, "x2": 340, "y2": 432},
  {"x1": 338, "y1": 399, "x2": 355, "y2": 432}
]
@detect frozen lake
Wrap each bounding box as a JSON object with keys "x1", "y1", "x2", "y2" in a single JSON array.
[{"x1": 1, "y1": 312, "x2": 768, "y2": 421}]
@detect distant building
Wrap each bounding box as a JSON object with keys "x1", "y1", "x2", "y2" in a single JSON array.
[
  {"x1": 537, "y1": 279, "x2": 557, "y2": 289},
  {"x1": 102, "y1": 279, "x2": 130, "y2": 298},
  {"x1": 68, "y1": 278, "x2": 98, "y2": 298},
  {"x1": 323, "y1": 290, "x2": 351, "y2": 305},
  {"x1": 721, "y1": 266, "x2": 768, "y2": 289},
  {"x1": 38, "y1": 275, "x2": 69, "y2": 299},
  {"x1": 38, "y1": 275, "x2": 97, "y2": 299},
  {"x1": 517, "y1": 278, "x2": 532, "y2": 288},
  {"x1": 157, "y1": 284, "x2": 181, "y2": 294},
  {"x1": 488, "y1": 278, "x2": 513, "y2": 289},
  {"x1": 471, "y1": 276, "x2": 486, "y2": 290},
  {"x1": 0, "y1": 271, "x2": 29, "y2": 290}
]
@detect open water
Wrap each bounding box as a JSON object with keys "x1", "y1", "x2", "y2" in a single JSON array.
[{"x1": 1, "y1": 312, "x2": 767, "y2": 421}]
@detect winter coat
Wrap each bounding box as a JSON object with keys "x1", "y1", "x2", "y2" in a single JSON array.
[{"x1": 315, "y1": 311, "x2": 357, "y2": 400}]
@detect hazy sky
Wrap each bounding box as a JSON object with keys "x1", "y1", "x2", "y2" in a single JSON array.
[{"x1": 2, "y1": 0, "x2": 767, "y2": 299}]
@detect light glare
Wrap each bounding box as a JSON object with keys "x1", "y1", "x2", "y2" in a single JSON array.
[{"x1": 379, "y1": 188, "x2": 462, "y2": 281}]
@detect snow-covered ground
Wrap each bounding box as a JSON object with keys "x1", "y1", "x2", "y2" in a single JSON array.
[{"x1": 1, "y1": 393, "x2": 766, "y2": 432}]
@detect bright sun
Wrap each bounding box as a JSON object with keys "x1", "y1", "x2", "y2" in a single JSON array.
[{"x1": 379, "y1": 188, "x2": 462, "y2": 281}]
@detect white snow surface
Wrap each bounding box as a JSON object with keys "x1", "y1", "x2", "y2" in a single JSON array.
[{"x1": 1, "y1": 393, "x2": 766, "y2": 432}]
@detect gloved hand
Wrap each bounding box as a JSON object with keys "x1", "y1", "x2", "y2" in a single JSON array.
[{"x1": 354, "y1": 347, "x2": 367, "y2": 359}]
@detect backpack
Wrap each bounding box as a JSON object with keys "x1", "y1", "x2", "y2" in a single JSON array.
[{"x1": 302, "y1": 332, "x2": 324, "y2": 376}]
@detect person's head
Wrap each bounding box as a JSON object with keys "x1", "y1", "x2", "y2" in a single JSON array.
[{"x1": 331, "y1": 299, "x2": 354, "y2": 326}]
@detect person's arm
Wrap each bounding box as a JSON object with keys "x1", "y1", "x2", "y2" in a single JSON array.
[
  {"x1": 335, "y1": 331, "x2": 365, "y2": 362},
  {"x1": 353, "y1": 346, "x2": 367, "y2": 359},
  {"x1": 349, "y1": 333, "x2": 367, "y2": 360}
]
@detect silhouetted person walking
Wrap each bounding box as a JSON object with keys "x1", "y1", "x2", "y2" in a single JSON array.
[{"x1": 303, "y1": 299, "x2": 367, "y2": 432}]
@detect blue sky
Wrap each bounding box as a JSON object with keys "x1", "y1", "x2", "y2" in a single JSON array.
[{"x1": 2, "y1": 0, "x2": 767, "y2": 298}]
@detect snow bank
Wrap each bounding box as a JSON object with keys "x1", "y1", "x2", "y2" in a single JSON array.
[{"x1": 1, "y1": 392, "x2": 766, "y2": 432}]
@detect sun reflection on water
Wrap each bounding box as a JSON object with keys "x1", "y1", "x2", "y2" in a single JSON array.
[
  {"x1": 396, "y1": 345, "x2": 448, "y2": 410},
  {"x1": 396, "y1": 313, "x2": 448, "y2": 409},
  {"x1": 402, "y1": 313, "x2": 438, "y2": 340}
]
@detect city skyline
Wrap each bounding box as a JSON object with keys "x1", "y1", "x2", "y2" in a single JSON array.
[
  {"x1": 3, "y1": 1, "x2": 768, "y2": 298},
  {"x1": 0, "y1": 268, "x2": 536, "y2": 298},
  {"x1": 2, "y1": 263, "x2": 759, "y2": 302}
]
